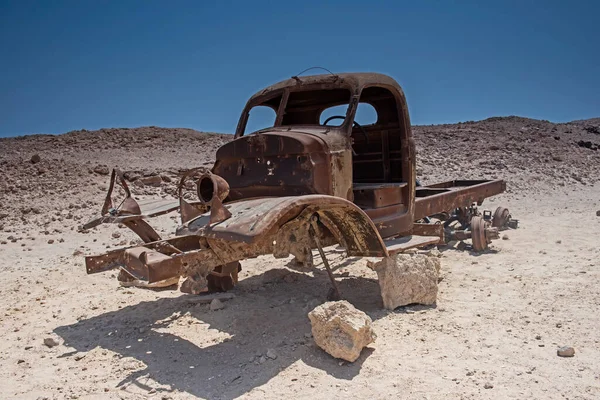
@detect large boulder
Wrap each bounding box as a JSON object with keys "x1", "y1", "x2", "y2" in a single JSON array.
[
  {"x1": 308, "y1": 300, "x2": 376, "y2": 362},
  {"x1": 368, "y1": 253, "x2": 440, "y2": 310}
]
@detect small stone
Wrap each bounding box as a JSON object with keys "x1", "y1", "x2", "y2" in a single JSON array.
[
  {"x1": 17, "y1": 359, "x2": 25, "y2": 364},
  {"x1": 484, "y1": 382, "x2": 494, "y2": 389},
  {"x1": 47, "y1": 239, "x2": 54, "y2": 244},
  {"x1": 111, "y1": 232, "x2": 121, "y2": 239},
  {"x1": 210, "y1": 298, "x2": 225, "y2": 311},
  {"x1": 160, "y1": 174, "x2": 172, "y2": 183},
  {"x1": 555, "y1": 240, "x2": 561, "y2": 244},
  {"x1": 93, "y1": 165, "x2": 110, "y2": 175},
  {"x1": 139, "y1": 175, "x2": 162, "y2": 187},
  {"x1": 557, "y1": 346, "x2": 575, "y2": 357},
  {"x1": 30, "y1": 154, "x2": 41, "y2": 164},
  {"x1": 43, "y1": 337, "x2": 59, "y2": 348},
  {"x1": 596, "y1": 210, "x2": 600, "y2": 217},
  {"x1": 266, "y1": 349, "x2": 277, "y2": 360},
  {"x1": 258, "y1": 356, "x2": 267, "y2": 364},
  {"x1": 502, "y1": 234, "x2": 509, "y2": 240}
]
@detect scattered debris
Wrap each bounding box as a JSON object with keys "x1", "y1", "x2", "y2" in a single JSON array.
[
  {"x1": 368, "y1": 254, "x2": 440, "y2": 310},
  {"x1": 557, "y1": 346, "x2": 575, "y2": 357},
  {"x1": 308, "y1": 300, "x2": 375, "y2": 362}
]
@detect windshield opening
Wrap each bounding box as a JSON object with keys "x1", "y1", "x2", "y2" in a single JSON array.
[{"x1": 280, "y1": 88, "x2": 352, "y2": 127}]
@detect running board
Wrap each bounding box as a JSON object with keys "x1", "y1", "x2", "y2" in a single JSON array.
[{"x1": 383, "y1": 235, "x2": 440, "y2": 256}]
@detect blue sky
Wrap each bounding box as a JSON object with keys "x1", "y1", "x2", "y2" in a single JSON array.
[{"x1": 0, "y1": 0, "x2": 598, "y2": 137}]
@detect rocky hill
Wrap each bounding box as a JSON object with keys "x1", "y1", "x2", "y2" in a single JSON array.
[{"x1": 1, "y1": 117, "x2": 598, "y2": 229}]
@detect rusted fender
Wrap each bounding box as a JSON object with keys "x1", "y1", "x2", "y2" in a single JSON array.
[{"x1": 177, "y1": 195, "x2": 389, "y2": 258}]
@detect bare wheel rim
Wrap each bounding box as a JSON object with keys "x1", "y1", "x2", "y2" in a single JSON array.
[
  {"x1": 471, "y1": 216, "x2": 487, "y2": 252},
  {"x1": 492, "y1": 206, "x2": 510, "y2": 228}
]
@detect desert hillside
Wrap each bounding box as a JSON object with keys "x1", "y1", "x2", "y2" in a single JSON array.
[{"x1": 1, "y1": 116, "x2": 598, "y2": 227}]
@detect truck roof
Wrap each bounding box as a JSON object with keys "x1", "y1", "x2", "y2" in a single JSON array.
[{"x1": 247, "y1": 72, "x2": 406, "y2": 104}]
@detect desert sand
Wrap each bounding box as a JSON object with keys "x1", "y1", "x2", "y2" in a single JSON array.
[{"x1": 0, "y1": 117, "x2": 599, "y2": 399}]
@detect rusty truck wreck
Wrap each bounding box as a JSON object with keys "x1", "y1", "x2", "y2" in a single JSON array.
[{"x1": 83, "y1": 72, "x2": 515, "y2": 296}]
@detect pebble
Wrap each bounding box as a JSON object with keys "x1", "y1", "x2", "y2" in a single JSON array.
[
  {"x1": 210, "y1": 298, "x2": 225, "y2": 311},
  {"x1": 30, "y1": 154, "x2": 41, "y2": 164},
  {"x1": 596, "y1": 210, "x2": 600, "y2": 217},
  {"x1": 502, "y1": 234, "x2": 509, "y2": 240},
  {"x1": 266, "y1": 349, "x2": 277, "y2": 360},
  {"x1": 484, "y1": 382, "x2": 494, "y2": 389},
  {"x1": 557, "y1": 346, "x2": 575, "y2": 357},
  {"x1": 93, "y1": 165, "x2": 110, "y2": 175},
  {"x1": 47, "y1": 239, "x2": 54, "y2": 244},
  {"x1": 111, "y1": 232, "x2": 121, "y2": 239},
  {"x1": 43, "y1": 337, "x2": 59, "y2": 348}
]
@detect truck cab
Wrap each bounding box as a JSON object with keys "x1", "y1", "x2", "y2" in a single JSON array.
[{"x1": 213, "y1": 73, "x2": 416, "y2": 238}]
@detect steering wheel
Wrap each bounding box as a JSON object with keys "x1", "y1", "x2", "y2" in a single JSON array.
[{"x1": 323, "y1": 115, "x2": 370, "y2": 144}]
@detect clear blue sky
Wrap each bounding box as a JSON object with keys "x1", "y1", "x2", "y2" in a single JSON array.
[{"x1": 1, "y1": 0, "x2": 598, "y2": 137}]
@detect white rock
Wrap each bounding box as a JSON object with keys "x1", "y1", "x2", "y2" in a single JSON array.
[
  {"x1": 368, "y1": 254, "x2": 440, "y2": 310},
  {"x1": 308, "y1": 300, "x2": 375, "y2": 362}
]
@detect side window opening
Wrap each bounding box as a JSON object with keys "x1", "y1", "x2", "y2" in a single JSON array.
[
  {"x1": 353, "y1": 103, "x2": 378, "y2": 126},
  {"x1": 320, "y1": 104, "x2": 349, "y2": 126},
  {"x1": 244, "y1": 105, "x2": 277, "y2": 135}
]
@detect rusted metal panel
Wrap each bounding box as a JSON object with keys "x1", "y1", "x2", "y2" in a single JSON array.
[
  {"x1": 214, "y1": 131, "x2": 333, "y2": 200},
  {"x1": 414, "y1": 180, "x2": 506, "y2": 221},
  {"x1": 353, "y1": 182, "x2": 406, "y2": 208}
]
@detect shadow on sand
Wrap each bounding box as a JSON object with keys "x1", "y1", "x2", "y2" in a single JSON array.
[{"x1": 55, "y1": 267, "x2": 388, "y2": 399}]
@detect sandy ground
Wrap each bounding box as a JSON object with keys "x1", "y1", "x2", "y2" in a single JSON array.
[
  {"x1": 0, "y1": 185, "x2": 598, "y2": 399},
  {"x1": 0, "y1": 118, "x2": 599, "y2": 399}
]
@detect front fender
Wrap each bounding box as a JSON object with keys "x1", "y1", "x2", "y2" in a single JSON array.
[{"x1": 178, "y1": 195, "x2": 388, "y2": 257}]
